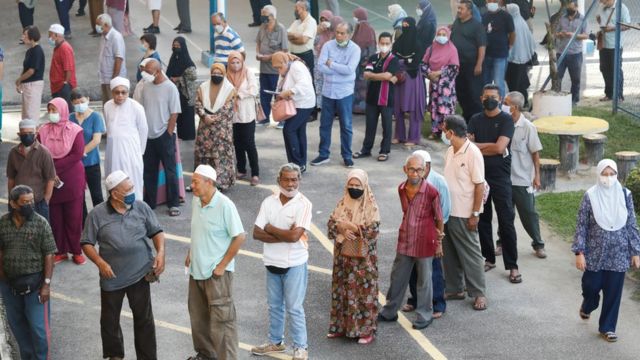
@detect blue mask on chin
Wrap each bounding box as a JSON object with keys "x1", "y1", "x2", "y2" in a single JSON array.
[{"x1": 123, "y1": 192, "x2": 136, "y2": 205}]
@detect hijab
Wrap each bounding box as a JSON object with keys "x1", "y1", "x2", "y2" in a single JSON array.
[
  {"x1": 329, "y1": 169, "x2": 381, "y2": 243},
  {"x1": 38, "y1": 97, "x2": 83, "y2": 159},
  {"x1": 226, "y1": 51, "x2": 247, "y2": 89},
  {"x1": 316, "y1": 10, "x2": 335, "y2": 53},
  {"x1": 506, "y1": 4, "x2": 535, "y2": 64},
  {"x1": 352, "y1": 8, "x2": 376, "y2": 53},
  {"x1": 416, "y1": 0, "x2": 438, "y2": 56},
  {"x1": 166, "y1": 36, "x2": 195, "y2": 77},
  {"x1": 586, "y1": 159, "x2": 628, "y2": 232},
  {"x1": 388, "y1": 4, "x2": 407, "y2": 29},
  {"x1": 392, "y1": 17, "x2": 420, "y2": 77},
  {"x1": 205, "y1": 63, "x2": 235, "y2": 113},
  {"x1": 271, "y1": 51, "x2": 301, "y2": 65},
  {"x1": 423, "y1": 26, "x2": 460, "y2": 71}
]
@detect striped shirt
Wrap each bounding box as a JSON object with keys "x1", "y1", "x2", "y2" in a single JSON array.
[
  {"x1": 397, "y1": 180, "x2": 443, "y2": 258},
  {"x1": 214, "y1": 26, "x2": 245, "y2": 65}
]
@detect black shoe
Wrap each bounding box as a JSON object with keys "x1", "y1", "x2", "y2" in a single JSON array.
[
  {"x1": 76, "y1": 11, "x2": 85, "y2": 16},
  {"x1": 377, "y1": 314, "x2": 398, "y2": 322},
  {"x1": 143, "y1": 24, "x2": 154, "y2": 31},
  {"x1": 173, "y1": 24, "x2": 182, "y2": 30},
  {"x1": 248, "y1": 22, "x2": 261, "y2": 27},
  {"x1": 177, "y1": 29, "x2": 192, "y2": 34},
  {"x1": 412, "y1": 318, "x2": 434, "y2": 330},
  {"x1": 145, "y1": 26, "x2": 160, "y2": 34}
]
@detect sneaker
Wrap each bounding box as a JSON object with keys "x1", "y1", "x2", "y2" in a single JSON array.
[
  {"x1": 310, "y1": 156, "x2": 330, "y2": 166},
  {"x1": 276, "y1": 122, "x2": 284, "y2": 129},
  {"x1": 344, "y1": 159, "x2": 354, "y2": 168},
  {"x1": 75, "y1": 11, "x2": 85, "y2": 16},
  {"x1": 256, "y1": 120, "x2": 270, "y2": 126},
  {"x1": 251, "y1": 342, "x2": 286, "y2": 356},
  {"x1": 292, "y1": 347, "x2": 308, "y2": 360},
  {"x1": 54, "y1": 254, "x2": 68, "y2": 264},
  {"x1": 72, "y1": 254, "x2": 87, "y2": 265},
  {"x1": 143, "y1": 24, "x2": 154, "y2": 31},
  {"x1": 534, "y1": 248, "x2": 547, "y2": 259}
]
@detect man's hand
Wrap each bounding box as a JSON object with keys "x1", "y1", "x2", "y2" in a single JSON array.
[
  {"x1": 576, "y1": 254, "x2": 586, "y2": 271},
  {"x1": 39, "y1": 284, "x2": 50, "y2": 304},
  {"x1": 467, "y1": 216, "x2": 479, "y2": 231},
  {"x1": 632, "y1": 255, "x2": 640, "y2": 269},
  {"x1": 474, "y1": 64, "x2": 482, "y2": 76},
  {"x1": 213, "y1": 263, "x2": 226, "y2": 278},
  {"x1": 98, "y1": 260, "x2": 116, "y2": 279},
  {"x1": 184, "y1": 252, "x2": 191, "y2": 267},
  {"x1": 435, "y1": 243, "x2": 444, "y2": 258},
  {"x1": 533, "y1": 175, "x2": 541, "y2": 190},
  {"x1": 153, "y1": 251, "x2": 165, "y2": 276}
]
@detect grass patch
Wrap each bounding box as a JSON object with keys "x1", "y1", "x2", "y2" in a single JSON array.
[
  {"x1": 538, "y1": 105, "x2": 640, "y2": 160},
  {"x1": 536, "y1": 191, "x2": 584, "y2": 239}
]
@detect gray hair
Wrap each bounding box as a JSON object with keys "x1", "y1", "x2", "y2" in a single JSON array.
[
  {"x1": 277, "y1": 163, "x2": 302, "y2": 180},
  {"x1": 444, "y1": 115, "x2": 468, "y2": 138},
  {"x1": 505, "y1": 91, "x2": 525, "y2": 110},
  {"x1": 263, "y1": 5, "x2": 277, "y2": 18},
  {"x1": 404, "y1": 154, "x2": 426, "y2": 167},
  {"x1": 10, "y1": 185, "x2": 34, "y2": 203},
  {"x1": 295, "y1": 1, "x2": 310, "y2": 11},
  {"x1": 212, "y1": 12, "x2": 227, "y2": 23},
  {"x1": 97, "y1": 13, "x2": 112, "y2": 27},
  {"x1": 336, "y1": 22, "x2": 354, "y2": 34}
]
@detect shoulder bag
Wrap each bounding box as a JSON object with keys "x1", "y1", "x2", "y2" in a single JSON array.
[
  {"x1": 272, "y1": 64, "x2": 298, "y2": 122},
  {"x1": 596, "y1": 8, "x2": 615, "y2": 51}
]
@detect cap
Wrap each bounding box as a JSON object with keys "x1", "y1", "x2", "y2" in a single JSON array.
[
  {"x1": 109, "y1": 76, "x2": 130, "y2": 90},
  {"x1": 194, "y1": 164, "x2": 217, "y2": 182},
  {"x1": 49, "y1": 24, "x2": 65, "y2": 35},
  {"x1": 412, "y1": 150, "x2": 431, "y2": 163},
  {"x1": 105, "y1": 170, "x2": 128, "y2": 191},
  {"x1": 19, "y1": 118, "x2": 37, "y2": 129}
]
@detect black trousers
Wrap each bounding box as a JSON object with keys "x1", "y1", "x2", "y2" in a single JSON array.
[
  {"x1": 249, "y1": 0, "x2": 271, "y2": 24},
  {"x1": 599, "y1": 48, "x2": 623, "y2": 100},
  {"x1": 233, "y1": 121, "x2": 260, "y2": 177},
  {"x1": 361, "y1": 104, "x2": 393, "y2": 155},
  {"x1": 143, "y1": 131, "x2": 179, "y2": 208},
  {"x1": 505, "y1": 62, "x2": 531, "y2": 106},
  {"x1": 456, "y1": 62, "x2": 483, "y2": 122},
  {"x1": 479, "y1": 176, "x2": 519, "y2": 270},
  {"x1": 18, "y1": 2, "x2": 34, "y2": 29},
  {"x1": 100, "y1": 278, "x2": 157, "y2": 360},
  {"x1": 176, "y1": 94, "x2": 195, "y2": 141},
  {"x1": 52, "y1": 83, "x2": 73, "y2": 116},
  {"x1": 82, "y1": 164, "x2": 104, "y2": 223}
]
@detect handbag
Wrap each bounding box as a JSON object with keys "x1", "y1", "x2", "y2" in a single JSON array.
[
  {"x1": 255, "y1": 98, "x2": 267, "y2": 122},
  {"x1": 340, "y1": 231, "x2": 367, "y2": 259},
  {"x1": 8, "y1": 272, "x2": 43, "y2": 296},
  {"x1": 596, "y1": 8, "x2": 615, "y2": 51},
  {"x1": 272, "y1": 65, "x2": 297, "y2": 122}
]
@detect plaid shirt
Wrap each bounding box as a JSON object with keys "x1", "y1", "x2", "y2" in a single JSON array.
[
  {"x1": 0, "y1": 213, "x2": 57, "y2": 278},
  {"x1": 397, "y1": 180, "x2": 443, "y2": 258}
]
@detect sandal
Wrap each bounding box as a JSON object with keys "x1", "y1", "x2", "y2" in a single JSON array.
[
  {"x1": 601, "y1": 332, "x2": 618, "y2": 342},
  {"x1": 353, "y1": 151, "x2": 371, "y2": 159},
  {"x1": 377, "y1": 154, "x2": 389, "y2": 162},
  {"x1": 484, "y1": 262, "x2": 496, "y2": 272},
  {"x1": 444, "y1": 292, "x2": 465, "y2": 300},
  {"x1": 169, "y1": 207, "x2": 181, "y2": 217},
  {"x1": 432, "y1": 311, "x2": 444, "y2": 319},
  {"x1": 473, "y1": 296, "x2": 488, "y2": 311},
  {"x1": 509, "y1": 271, "x2": 523, "y2": 284},
  {"x1": 401, "y1": 304, "x2": 415, "y2": 312},
  {"x1": 391, "y1": 139, "x2": 400, "y2": 144},
  {"x1": 358, "y1": 335, "x2": 375, "y2": 345}
]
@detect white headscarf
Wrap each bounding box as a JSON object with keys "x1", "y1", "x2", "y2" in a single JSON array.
[
  {"x1": 586, "y1": 159, "x2": 628, "y2": 231},
  {"x1": 110, "y1": 76, "x2": 130, "y2": 90},
  {"x1": 506, "y1": 4, "x2": 535, "y2": 64}
]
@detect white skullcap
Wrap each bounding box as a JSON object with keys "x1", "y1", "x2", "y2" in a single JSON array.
[
  {"x1": 194, "y1": 165, "x2": 217, "y2": 182},
  {"x1": 19, "y1": 118, "x2": 37, "y2": 129},
  {"x1": 413, "y1": 150, "x2": 431, "y2": 163},
  {"x1": 109, "y1": 76, "x2": 130, "y2": 90},
  {"x1": 105, "y1": 170, "x2": 129, "y2": 191},
  {"x1": 49, "y1": 24, "x2": 65, "y2": 35}
]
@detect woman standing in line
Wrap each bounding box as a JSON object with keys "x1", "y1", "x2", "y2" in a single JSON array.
[
  {"x1": 16, "y1": 26, "x2": 45, "y2": 122},
  {"x1": 167, "y1": 36, "x2": 197, "y2": 140},
  {"x1": 351, "y1": 7, "x2": 377, "y2": 114}
]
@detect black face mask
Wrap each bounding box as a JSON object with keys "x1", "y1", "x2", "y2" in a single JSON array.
[
  {"x1": 20, "y1": 133, "x2": 36, "y2": 147},
  {"x1": 260, "y1": 15, "x2": 270, "y2": 24},
  {"x1": 172, "y1": 47, "x2": 180, "y2": 53},
  {"x1": 566, "y1": 9, "x2": 577, "y2": 16},
  {"x1": 17, "y1": 204, "x2": 35, "y2": 220},
  {"x1": 211, "y1": 75, "x2": 224, "y2": 84},
  {"x1": 347, "y1": 188, "x2": 365, "y2": 199},
  {"x1": 483, "y1": 98, "x2": 499, "y2": 111}
]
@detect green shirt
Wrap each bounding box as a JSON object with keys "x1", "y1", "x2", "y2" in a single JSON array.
[{"x1": 0, "y1": 213, "x2": 57, "y2": 279}]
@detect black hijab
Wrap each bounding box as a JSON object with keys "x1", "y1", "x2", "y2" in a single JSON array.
[
  {"x1": 166, "y1": 36, "x2": 195, "y2": 77},
  {"x1": 392, "y1": 17, "x2": 420, "y2": 77}
]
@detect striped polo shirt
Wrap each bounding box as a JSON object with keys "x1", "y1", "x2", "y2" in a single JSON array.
[
  {"x1": 214, "y1": 26, "x2": 245, "y2": 65},
  {"x1": 397, "y1": 180, "x2": 443, "y2": 258}
]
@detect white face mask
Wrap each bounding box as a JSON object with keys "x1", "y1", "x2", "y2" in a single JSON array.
[
  {"x1": 487, "y1": 2, "x2": 500, "y2": 12},
  {"x1": 353, "y1": 17, "x2": 359, "y2": 24},
  {"x1": 416, "y1": 8, "x2": 423, "y2": 17},
  {"x1": 501, "y1": 104, "x2": 511, "y2": 114},
  {"x1": 215, "y1": 25, "x2": 224, "y2": 34},
  {"x1": 321, "y1": 21, "x2": 331, "y2": 29},
  {"x1": 441, "y1": 131, "x2": 451, "y2": 146},
  {"x1": 49, "y1": 113, "x2": 60, "y2": 123},
  {"x1": 599, "y1": 175, "x2": 618, "y2": 188},
  {"x1": 279, "y1": 186, "x2": 299, "y2": 198},
  {"x1": 379, "y1": 45, "x2": 391, "y2": 54},
  {"x1": 435, "y1": 36, "x2": 448, "y2": 45},
  {"x1": 141, "y1": 71, "x2": 155, "y2": 83}
]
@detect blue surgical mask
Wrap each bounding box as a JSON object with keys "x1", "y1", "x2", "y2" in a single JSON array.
[
  {"x1": 435, "y1": 36, "x2": 448, "y2": 45},
  {"x1": 138, "y1": 44, "x2": 147, "y2": 53},
  {"x1": 48, "y1": 38, "x2": 56, "y2": 47},
  {"x1": 95, "y1": 25, "x2": 103, "y2": 34},
  {"x1": 487, "y1": 2, "x2": 499, "y2": 12},
  {"x1": 74, "y1": 101, "x2": 89, "y2": 114},
  {"x1": 123, "y1": 191, "x2": 136, "y2": 205},
  {"x1": 441, "y1": 131, "x2": 451, "y2": 146}
]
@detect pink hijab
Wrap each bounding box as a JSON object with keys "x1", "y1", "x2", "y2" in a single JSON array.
[
  {"x1": 422, "y1": 26, "x2": 460, "y2": 71},
  {"x1": 315, "y1": 10, "x2": 335, "y2": 54},
  {"x1": 352, "y1": 8, "x2": 376, "y2": 52},
  {"x1": 38, "y1": 97, "x2": 83, "y2": 159}
]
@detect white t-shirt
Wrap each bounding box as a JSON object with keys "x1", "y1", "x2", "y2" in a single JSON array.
[
  {"x1": 255, "y1": 192, "x2": 312, "y2": 268},
  {"x1": 287, "y1": 15, "x2": 317, "y2": 53}
]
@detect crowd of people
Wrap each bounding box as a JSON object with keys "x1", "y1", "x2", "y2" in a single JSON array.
[{"x1": 1, "y1": 1, "x2": 639, "y2": 360}]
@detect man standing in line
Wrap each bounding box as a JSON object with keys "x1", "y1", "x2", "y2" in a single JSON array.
[
  {"x1": 82, "y1": 170, "x2": 165, "y2": 360},
  {"x1": 97, "y1": 13, "x2": 126, "y2": 104},
  {"x1": 595, "y1": 0, "x2": 629, "y2": 102},
  {"x1": 144, "y1": 0, "x2": 162, "y2": 34},
  {"x1": 0, "y1": 185, "x2": 56, "y2": 360},
  {"x1": 378, "y1": 154, "x2": 444, "y2": 330},
  {"x1": 468, "y1": 84, "x2": 521, "y2": 283},
  {"x1": 252, "y1": 163, "x2": 312, "y2": 360},
  {"x1": 48, "y1": 24, "x2": 77, "y2": 111},
  {"x1": 186, "y1": 165, "x2": 245, "y2": 360},
  {"x1": 482, "y1": 0, "x2": 514, "y2": 98},
  {"x1": 175, "y1": 0, "x2": 192, "y2": 33},
  {"x1": 442, "y1": 115, "x2": 488, "y2": 311},
  {"x1": 504, "y1": 91, "x2": 546, "y2": 259},
  {"x1": 140, "y1": 59, "x2": 182, "y2": 217},
  {"x1": 211, "y1": 12, "x2": 246, "y2": 65},
  {"x1": 311, "y1": 22, "x2": 360, "y2": 168},
  {"x1": 287, "y1": 1, "x2": 317, "y2": 98},
  {"x1": 555, "y1": 0, "x2": 588, "y2": 106}
]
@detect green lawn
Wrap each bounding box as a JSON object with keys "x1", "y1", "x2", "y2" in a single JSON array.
[{"x1": 536, "y1": 191, "x2": 584, "y2": 239}]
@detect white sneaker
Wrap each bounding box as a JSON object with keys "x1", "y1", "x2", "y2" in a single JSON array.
[{"x1": 292, "y1": 347, "x2": 308, "y2": 360}]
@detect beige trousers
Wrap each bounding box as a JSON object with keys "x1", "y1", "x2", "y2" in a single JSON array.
[{"x1": 20, "y1": 80, "x2": 44, "y2": 121}]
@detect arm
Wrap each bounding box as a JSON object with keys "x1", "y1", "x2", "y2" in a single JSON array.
[
  {"x1": 532, "y1": 151, "x2": 541, "y2": 189},
  {"x1": 38, "y1": 254, "x2": 54, "y2": 303},
  {"x1": 475, "y1": 136, "x2": 511, "y2": 156},
  {"x1": 264, "y1": 223, "x2": 306, "y2": 243},
  {"x1": 365, "y1": 71, "x2": 394, "y2": 81},
  {"x1": 329, "y1": 47, "x2": 362, "y2": 75},
  {"x1": 52, "y1": 132, "x2": 84, "y2": 174},
  {"x1": 474, "y1": 46, "x2": 486, "y2": 75},
  {"x1": 252, "y1": 224, "x2": 284, "y2": 243},
  {"x1": 84, "y1": 132, "x2": 102, "y2": 155},
  {"x1": 16, "y1": 68, "x2": 35, "y2": 84},
  {"x1": 151, "y1": 232, "x2": 166, "y2": 276},
  {"x1": 167, "y1": 113, "x2": 178, "y2": 135},
  {"x1": 573, "y1": 195, "x2": 590, "y2": 270},
  {"x1": 317, "y1": 44, "x2": 334, "y2": 75},
  {"x1": 44, "y1": 180, "x2": 54, "y2": 203},
  {"x1": 64, "y1": 70, "x2": 71, "y2": 83},
  {"x1": 467, "y1": 182, "x2": 484, "y2": 231},
  {"x1": 7, "y1": 178, "x2": 15, "y2": 196},
  {"x1": 136, "y1": 105, "x2": 149, "y2": 153},
  {"x1": 508, "y1": 32, "x2": 515, "y2": 48},
  {"x1": 82, "y1": 244, "x2": 116, "y2": 279},
  {"x1": 112, "y1": 57, "x2": 123, "y2": 79},
  {"x1": 213, "y1": 233, "x2": 246, "y2": 276},
  {"x1": 288, "y1": 33, "x2": 309, "y2": 45}
]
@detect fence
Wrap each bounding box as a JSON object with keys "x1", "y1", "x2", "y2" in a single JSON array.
[{"x1": 613, "y1": 0, "x2": 640, "y2": 119}]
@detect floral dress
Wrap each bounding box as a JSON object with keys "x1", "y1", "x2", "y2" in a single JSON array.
[
  {"x1": 327, "y1": 217, "x2": 380, "y2": 338},
  {"x1": 194, "y1": 99, "x2": 236, "y2": 190},
  {"x1": 423, "y1": 63, "x2": 459, "y2": 134}
]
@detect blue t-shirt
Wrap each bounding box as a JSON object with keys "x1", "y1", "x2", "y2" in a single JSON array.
[{"x1": 70, "y1": 111, "x2": 105, "y2": 167}]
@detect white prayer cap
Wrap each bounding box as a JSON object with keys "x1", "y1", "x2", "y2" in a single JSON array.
[
  {"x1": 194, "y1": 165, "x2": 217, "y2": 182},
  {"x1": 19, "y1": 118, "x2": 37, "y2": 129},
  {"x1": 412, "y1": 150, "x2": 431, "y2": 163},
  {"x1": 49, "y1": 24, "x2": 65, "y2": 35},
  {"x1": 109, "y1": 76, "x2": 130, "y2": 90},
  {"x1": 105, "y1": 170, "x2": 129, "y2": 191}
]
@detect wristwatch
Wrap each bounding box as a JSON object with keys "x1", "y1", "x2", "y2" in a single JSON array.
[
  {"x1": 472, "y1": 211, "x2": 480, "y2": 217},
  {"x1": 44, "y1": 278, "x2": 51, "y2": 285}
]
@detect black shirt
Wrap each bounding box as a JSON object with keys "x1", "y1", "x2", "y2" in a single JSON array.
[
  {"x1": 365, "y1": 52, "x2": 399, "y2": 107},
  {"x1": 468, "y1": 111, "x2": 514, "y2": 178},
  {"x1": 22, "y1": 45, "x2": 45, "y2": 83},
  {"x1": 482, "y1": 10, "x2": 515, "y2": 58},
  {"x1": 450, "y1": 18, "x2": 487, "y2": 65}
]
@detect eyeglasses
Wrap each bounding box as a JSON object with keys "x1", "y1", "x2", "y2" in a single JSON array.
[
  {"x1": 407, "y1": 168, "x2": 424, "y2": 174},
  {"x1": 112, "y1": 90, "x2": 128, "y2": 95}
]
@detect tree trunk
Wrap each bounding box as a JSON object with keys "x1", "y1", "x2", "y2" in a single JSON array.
[{"x1": 545, "y1": 22, "x2": 561, "y2": 93}]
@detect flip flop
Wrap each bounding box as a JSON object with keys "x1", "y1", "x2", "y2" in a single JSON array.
[
  {"x1": 353, "y1": 152, "x2": 371, "y2": 159},
  {"x1": 509, "y1": 272, "x2": 523, "y2": 284},
  {"x1": 484, "y1": 262, "x2": 496, "y2": 272},
  {"x1": 401, "y1": 304, "x2": 415, "y2": 312},
  {"x1": 473, "y1": 297, "x2": 488, "y2": 311},
  {"x1": 168, "y1": 207, "x2": 181, "y2": 217}
]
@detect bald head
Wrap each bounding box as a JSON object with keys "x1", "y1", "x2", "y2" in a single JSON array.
[{"x1": 143, "y1": 59, "x2": 164, "y2": 83}]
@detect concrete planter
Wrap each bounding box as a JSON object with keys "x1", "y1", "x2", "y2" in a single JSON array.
[{"x1": 531, "y1": 91, "x2": 572, "y2": 118}]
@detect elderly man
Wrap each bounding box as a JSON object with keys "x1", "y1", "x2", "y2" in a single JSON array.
[
  {"x1": 140, "y1": 59, "x2": 181, "y2": 216},
  {"x1": 504, "y1": 91, "x2": 546, "y2": 258},
  {"x1": 48, "y1": 24, "x2": 77, "y2": 111},
  {"x1": 186, "y1": 165, "x2": 245, "y2": 360},
  {"x1": 0, "y1": 185, "x2": 56, "y2": 360},
  {"x1": 378, "y1": 154, "x2": 444, "y2": 330},
  {"x1": 82, "y1": 170, "x2": 165, "y2": 360},
  {"x1": 442, "y1": 115, "x2": 488, "y2": 311},
  {"x1": 287, "y1": 1, "x2": 317, "y2": 79},
  {"x1": 104, "y1": 77, "x2": 148, "y2": 201},
  {"x1": 211, "y1": 12, "x2": 245, "y2": 65},
  {"x1": 402, "y1": 150, "x2": 451, "y2": 319},
  {"x1": 97, "y1": 13, "x2": 126, "y2": 104},
  {"x1": 252, "y1": 163, "x2": 312, "y2": 360},
  {"x1": 7, "y1": 119, "x2": 56, "y2": 221},
  {"x1": 311, "y1": 22, "x2": 361, "y2": 168},
  {"x1": 468, "y1": 84, "x2": 520, "y2": 283}
]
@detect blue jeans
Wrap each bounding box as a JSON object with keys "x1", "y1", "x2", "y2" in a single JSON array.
[
  {"x1": 283, "y1": 107, "x2": 313, "y2": 167},
  {"x1": 0, "y1": 281, "x2": 50, "y2": 360},
  {"x1": 267, "y1": 263, "x2": 308, "y2": 349},
  {"x1": 318, "y1": 95, "x2": 353, "y2": 160},
  {"x1": 259, "y1": 73, "x2": 279, "y2": 119},
  {"x1": 557, "y1": 53, "x2": 583, "y2": 103},
  {"x1": 483, "y1": 56, "x2": 508, "y2": 98}
]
